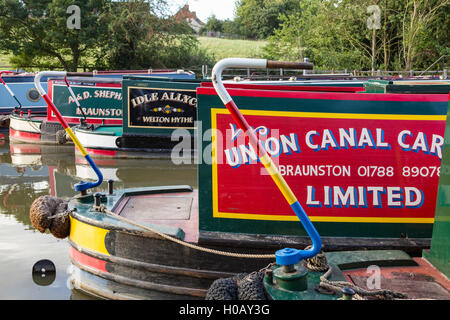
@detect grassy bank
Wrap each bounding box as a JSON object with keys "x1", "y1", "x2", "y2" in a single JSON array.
[
  {"x1": 197, "y1": 36, "x2": 267, "y2": 62},
  {"x1": 0, "y1": 54, "x2": 12, "y2": 68}
]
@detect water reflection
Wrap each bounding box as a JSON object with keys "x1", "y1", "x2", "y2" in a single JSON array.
[{"x1": 0, "y1": 136, "x2": 197, "y2": 299}]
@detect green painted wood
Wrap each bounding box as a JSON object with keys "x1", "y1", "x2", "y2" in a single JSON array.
[
  {"x1": 423, "y1": 98, "x2": 450, "y2": 277},
  {"x1": 265, "y1": 249, "x2": 419, "y2": 300},
  {"x1": 122, "y1": 78, "x2": 201, "y2": 135},
  {"x1": 325, "y1": 250, "x2": 417, "y2": 270},
  {"x1": 196, "y1": 89, "x2": 447, "y2": 239},
  {"x1": 51, "y1": 82, "x2": 122, "y2": 120},
  {"x1": 364, "y1": 80, "x2": 450, "y2": 94}
]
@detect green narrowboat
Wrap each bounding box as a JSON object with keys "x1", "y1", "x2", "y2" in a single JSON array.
[
  {"x1": 29, "y1": 60, "x2": 449, "y2": 300},
  {"x1": 72, "y1": 77, "x2": 201, "y2": 159}
]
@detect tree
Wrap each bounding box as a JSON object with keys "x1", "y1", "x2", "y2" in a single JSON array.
[
  {"x1": 94, "y1": 0, "x2": 214, "y2": 70},
  {"x1": 401, "y1": 0, "x2": 449, "y2": 70},
  {"x1": 262, "y1": 0, "x2": 449, "y2": 71},
  {"x1": 263, "y1": 0, "x2": 370, "y2": 69},
  {"x1": 234, "y1": 0, "x2": 300, "y2": 39},
  {"x1": 200, "y1": 15, "x2": 223, "y2": 34},
  {"x1": 0, "y1": 0, "x2": 107, "y2": 71},
  {"x1": 222, "y1": 19, "x2": 240, "y2": 36},
  {"x1": 263, "y1": 13, "x2": 305, "y2": 62}
]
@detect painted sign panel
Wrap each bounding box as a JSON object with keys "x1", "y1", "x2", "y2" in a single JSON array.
[
  {"x1": 211, "y1": 109, "x2": 446, "y2": 224},
  {"x1": 127, "y1": 86, "x2": 197, "y2": 129},
  {"x1": 196, "y1": 87, "x2": 449, "y2": 240},
  {"x1": 48, "y1": 80, "x2": 122, "y2": 124}
]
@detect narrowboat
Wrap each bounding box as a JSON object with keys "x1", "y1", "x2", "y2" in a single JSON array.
[
  {"x1": 7, "y1": 70, "x2": 196, "y2": 144},
  {"x1": 72, "y1": 76, "x2": 202, "y2": 159},
  {"x1": 364, "y1": 79, "x2": 450, "y2": 94},
  {"x1": 71, "y1": 75, "x2": 450, "y2": 160},
  {"x1": 9, "y1": 77, "x2": 123, "y2": 144},
  {"x1": 28, "y1": 60, "x2": 449, "y2": 300},
  {"x1": 0, "y1": 71, "x2": 47, "y2": 116},
  {"x1": 0, "y1": 69, "x2": 195, "y2": 116}
]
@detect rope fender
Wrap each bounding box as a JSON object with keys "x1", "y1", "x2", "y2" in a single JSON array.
[
  {"x1": 30, "y1": 195, "x2": 70, "y2": 239},
  {"x1": 55, "y1": 129, "x2": 69, "y2": 144}
]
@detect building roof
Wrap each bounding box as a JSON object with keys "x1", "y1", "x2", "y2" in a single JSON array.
[{"x1": 174, "y1": 4, "x2": 204, "y2": 32}]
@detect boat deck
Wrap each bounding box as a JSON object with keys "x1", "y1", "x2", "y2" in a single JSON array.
[
  {"x1": 113, "y1": 189, "x2": 199, "y2": 243},
  {"x1": 344, "y1": 257, "x2": 450, "y2": 299}
]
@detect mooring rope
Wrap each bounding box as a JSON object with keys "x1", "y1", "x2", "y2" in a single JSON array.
[
  {"x1": 302, "y1": 249, "x2": 409, "y2": 300},
  {"x1": 93, "y1": 204, "x2": 276, "y2": 260},
  {"x1": 318, "y1": 266, "x2": 408, "y2": 300}
]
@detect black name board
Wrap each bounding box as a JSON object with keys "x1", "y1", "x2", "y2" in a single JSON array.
[{"x1": 128, "y1": 87, "x2": 197, "y2": 129}]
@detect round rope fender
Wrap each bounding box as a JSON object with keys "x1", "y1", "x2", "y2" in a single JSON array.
[
  {"x1": 55, "y1": 129, "x2": 68, "y2": 145},
  {"x1": 30, "y1": 196, "x2": 70, "y2": 239},
  {"x1": 205, "y1": 271, "x2": 268, "y2": 300}
]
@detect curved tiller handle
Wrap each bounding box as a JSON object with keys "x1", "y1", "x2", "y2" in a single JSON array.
[
  {"x1": 211, "y1": 58, "x2": 321, "y2": 266},
  {"x1": 34, "y1": 71, "x2": 102, "y2": 192},
  {"x1": 0, "y1": 71, "x2": 23, "y2": 109}
]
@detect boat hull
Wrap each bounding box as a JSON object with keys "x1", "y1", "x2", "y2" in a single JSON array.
[
  {"x1": 8, "y1": 113, "x2": 75, "y2": 144},
  {"x1": 73, "y1": 125, "x2": 195, "y2": 159},
  {"x1": 67, "y1": 186, "x2": 273, "y2": 299},
  {"x1": 9, "y1": 113, "x2": 45, "y2": 144},
  {"x1": 66, "y1": 185, "x2": 441, "y2": 300},
  {"x1": 68, "y1": 208, "x2": 448, "y2": 300}
]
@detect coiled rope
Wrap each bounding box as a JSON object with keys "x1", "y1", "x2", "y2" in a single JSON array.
[
  {"x1": 94, "y1": 204, "x2": 276, "y2": 260},
  {"x1": 303, "y1": 247, "x2": 408, "y2": 300},
  {"x1": 318, "y1": 266, "x2": 408, "y2": 300}
]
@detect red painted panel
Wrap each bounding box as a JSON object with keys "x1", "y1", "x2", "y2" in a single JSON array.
[
  {"x1": 85, "y1": 148, "x2": 117, "y2": 157},
  {"x1": 213, "y1": 111, "x2": 445, "y2": 223},
  {"x1": 69, "y1": 246, "x2": 108, "y2": 273},
  {"x1": 198, "y1": 87, "x2": 449, "y2": 102},
  {"x1": 9, "y1": 128, "x2": 41, "y2": 142}
]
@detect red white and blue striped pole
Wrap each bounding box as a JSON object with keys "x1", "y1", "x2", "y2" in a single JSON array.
[
  {"x1": 34, "y1": 71, "x2": 102, "y2": 192},
  {"x1": 211, "y1": 58, "x2": 321, "y2": 265}
]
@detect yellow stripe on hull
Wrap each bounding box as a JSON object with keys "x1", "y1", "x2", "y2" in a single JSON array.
[{"x1": 69, "y1": 216, "x2": 110, "y2": 255}]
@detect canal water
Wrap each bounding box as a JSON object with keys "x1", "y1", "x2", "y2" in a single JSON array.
[{"x1": 0, "y1": 134, "x2": 197, "y2": 299}]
